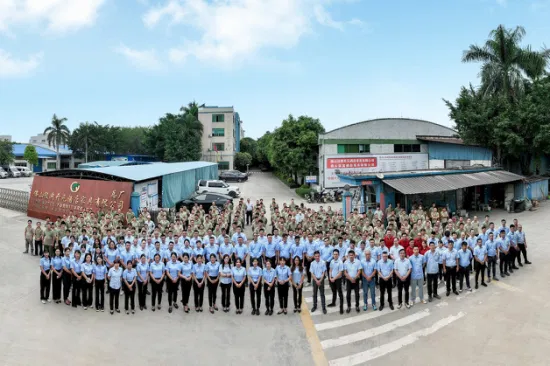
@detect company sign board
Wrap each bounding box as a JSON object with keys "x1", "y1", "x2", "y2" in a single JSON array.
[
  {"x1": 324, "y1": 154, "x2": 429, "y2": 188},
  {"x1": 28, "y1": 176, "x2": 133, "y2": 219}
]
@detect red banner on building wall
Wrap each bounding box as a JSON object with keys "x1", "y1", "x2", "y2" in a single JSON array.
[
  {"x1": 27, "y1": 176, "x2": 133, "y2": 220},
  {"x1": 327, "y1": 157, "x2": 378, "y2": 169}
]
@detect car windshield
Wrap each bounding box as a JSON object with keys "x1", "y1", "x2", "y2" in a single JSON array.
[{"x1": 221, "y1": 182, "x2": 229, "y2": 188}]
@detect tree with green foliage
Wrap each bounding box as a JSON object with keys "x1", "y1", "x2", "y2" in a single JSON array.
[
  {"x1": 23, "y1": 145, "x2": 39, "y2": 167},
  {"x1": 70, "y1": 121, "x2": 98, "y2": 162},
  {"x1": 180, "y1": 101, "x2": 204, "y2": 119},
  {"x1": 239, "y1": 137, "x2": 258, "y2": 164},
  {"x1": 44, "y1": 114, "x2": 71, "y2": 170},
  {"x1": 255, "y1": 132, "x2": 272, "y2": 170},
  {"x1": 234, "y1": 152, "x2": 252, "y2": 171},
  {"x1": 0, "y1": 140, "x2": 14, "y2": 165},
  {"x1": 268, "y1": 115, "x2": 325, "y2": 183}
]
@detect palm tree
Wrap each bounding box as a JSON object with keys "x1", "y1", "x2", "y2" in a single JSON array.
[
  {"x1": 180, "y1": 101, "x2": 204, "y2": 119},
  {"x1": 72, "y1": 122, "x2": 98, "y2": 163},
  {"x1": 462, "y1": 25, "x2": 550, "y2": 100},
  {"x1": 44, "y1": 114, "x2": 71, "y2": 170}
]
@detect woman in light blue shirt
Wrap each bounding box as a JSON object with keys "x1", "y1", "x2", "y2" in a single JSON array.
[
  {"x1": 136, "y1": 254, "x2": 149, "y2": 311},
  {"x1": 248, "y1": 258, "x2": 263, "y2": 315},
  {"x1": 231, "y1": 258, "x2": 247, "y2": 314},
  {"x1": 70, "y1": 250, "x2": 83, "y2": 308},
  {"x1": 51, "y1": 248, "x2": 64, "y2": 304},
  {"x1": 39, "y1": 250, "x2": 52, "y2": 304},
  {"x1": 192, "y1": 255, "x2": 206, "y2": 312},
  {"x1": 179, "y1": 253, "x2": 193, "y2": 313},
  {"x1": 62, "y1": 248, "x2": 72, "y2": 305},
  {"x1": 93, "y1": 256, "x2": 107, "y2": 312},
  {"x1": 149, "y1": 253, "x2": 165, "y2": 311},
  {"x1": 263, "y1": 260, "x2": 277, "y2": 316},
  {"x1": 165, "y1": 253, "x2": 182, "y2": 313},
  {"x1": 205, "y1": 254, "x2": 220, "y2": 314},
  {"x1": 290, "y1": 256, "x2": 305, "y2": 313},
  {"x1": 81, "y1": 253, "x2": 94, "y2": 310},
  {"x1": 275, "y1": 257, "x2": 291, "y2": 314},
  {"x1": 107, "y1": 259, "x2": 123, "y2": 314},
  {"x1": 105, "y1": 241, "x2": 119, "y2": 270},
  {"x1": 123, "y1": 260, "x2": 137, "y2": 314},
  {"x1": 219, "y1": 255, "x2": 233, "y2": 312}
]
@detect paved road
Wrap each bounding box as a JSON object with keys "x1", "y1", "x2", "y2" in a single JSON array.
[
  {"x1": 0, "y1": 176, "x2": 33, "y2": 192},
  {"x1": 1, "y1": 172, "x2": 549, "y2": 365}
]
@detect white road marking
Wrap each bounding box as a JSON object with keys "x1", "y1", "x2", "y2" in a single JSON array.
[
  {"x1": 321, "y1": 309, "x2": 431, "y2": 349},
  {"x1": 315, "y1": 307, "x2": 397, "y2": 331},
  {"x1": 328, "y1": 312, "x2": 466, "y2": 366},
  {"x1": 309, "y1": 291, "x2": 400, "y2": 316}
]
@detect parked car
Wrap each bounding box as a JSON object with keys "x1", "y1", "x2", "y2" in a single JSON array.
[
  {"x1": 175, "y1": 192, "x2": 233, "y2": 211},
  {"x1": 0, "y1": 165, "x2": 21, "y2": 178},
  {"x1": 196, "y1": 179, "x2": 240, "y2": 198},
  {"x1": 16, "y1": 167, "x2": 33, "y2": 177},
  {"x1": 219, "y1": 170, "x2": 248, "y2": 182},
  {"x1": 0, "y1": 167, "x2": 8, "y2": 179}
]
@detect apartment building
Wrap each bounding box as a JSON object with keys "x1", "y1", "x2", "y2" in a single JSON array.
[{"x1": 198, "y1": 106, "x2": 243, "y2": 171}]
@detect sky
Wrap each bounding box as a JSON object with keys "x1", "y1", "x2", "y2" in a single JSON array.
[{"x1": 1, "y1": 0, "x2": 549, "y2": 143}]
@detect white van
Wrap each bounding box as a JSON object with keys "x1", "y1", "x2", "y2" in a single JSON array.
[
  {"x1": 16, "y1": 167, "x2": 33, "y2": 177},
  {"x1": 196, "y1": 180, "x2": 240, "y2": 198}
]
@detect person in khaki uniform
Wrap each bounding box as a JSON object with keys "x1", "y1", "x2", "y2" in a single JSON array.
[
  {"x1": 34, "y1": 222, "x2": 44, "y2": 256},
  {"x1": 43, "y1": 223, "x2": 56, "y2": 257},
  {"x1": 24, "y1": 220, "x2": 35, "y2": 254}
]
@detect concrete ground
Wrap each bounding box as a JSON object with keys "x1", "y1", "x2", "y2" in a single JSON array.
[
  {"x1": 1, "y1": 172, "x2": 549, "y2": 365},
  {"x1": 0, "y1": 176, "x2": 33, "y2": 192}
]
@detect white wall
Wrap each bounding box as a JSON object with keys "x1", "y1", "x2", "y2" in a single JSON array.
[
  {"x1": 429, "y1": 159, "x2": 445, "y2": 169},
  {"x1": 370, "y1": 144, "x2": 394, "y2": 154},
  {"x1": 471, "y1": 160, "x2": 492, "y2": 167}
]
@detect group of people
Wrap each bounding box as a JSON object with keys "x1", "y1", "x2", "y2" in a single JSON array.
[{"x1": 31, "y1": 197, "x2": 532, "y2": 316}]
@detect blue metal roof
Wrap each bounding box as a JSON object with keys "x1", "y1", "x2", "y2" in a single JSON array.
[
  {"x1": 79, "y1": 161, "x2": 152, "y2": 168},
  {"x1": 12, "y1": 143, "x2": 72, "y2": 158},
  {"x1": 85, "y1": 161, "x2": 217, "y2": 182}
]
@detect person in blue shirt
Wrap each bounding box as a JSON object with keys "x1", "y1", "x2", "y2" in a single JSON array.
[
  {"x1": 107, "y1": 259, "x2": 123, "y2": 314},
  {"x1": 165, "y1": 253, "x2": 182, "y2": 313},
  {"x1": 39, "y1": 250, "x2": 52, "y2": 304},
  {"x1": 309, "y1": 251, "x2": 327, "y2": 314},
  {"x1": 232, "y1": 258, "x2": 247, "y2": 314},
  {"x1": 473, "y1": 238, "x2": 488, "y2": 289},
  {"x1": 515, "y1": 224, "x2": 531, "y2": 266},
  {"x1": 424, "y1": 243, "x2": 441, "y2": 302},
  {"x1": 496, "y1": 230, "x2": 511, "y2": 277},
  {"x1": 262, "y1": 259, "x2": 277, "y2": 316},
  {"x1": 457, "y1": 242, "x2": 473, "y2": 292},
  {"x1": 443, "y1": 241, "x2": 459, "y2": 296},
  {"x1": 344, "y1": 250, "x2": 362, "y2": 313},
  {"x1": 275, "y1": 257, "x2": 291, "y2": 314},
  {"x1": 136, "y1": 254, "x2": 149, "y2": 311},
  {"x1": 290, "y1": 236, "x2": 306, "y2": 262},
  {"x1": 484, "y1": 232, "x2": 499, "y2": 282},
  {"x1": 328, "y1": 249, "x2": 344, "y2": 314},
  {"x1": 123, "y1": 260, "x2": 137, "y2": 314},
  {"x1": 93, "y1": 255, "x2": 107, "y2": 312},
  {"x1": 51, "y1": 248, "x2": 64, "y2": 304},
  {"x1": 70, "y1": 250, "x2": 83, "y2": 308},
  {"x1": 62, "y1": 247, "x2": 72, "y2": 305},
  {"x1": 361, "y1": 249, "x2": 378, "y2": 311},
  {"x1": 205, "y1": 254, "x2": 220, "y2": 314},
  {"x1": 248, "y1": 257, "x2": 263, "y2": 315},
  {"x1": 179, "y1": 253, "x2": 193, "y2": 313},
  {"x1": 192, "y1": 255, "x2": 206, "y2": 312},
  {"x1": 289, "y1": 256, "x2": 305, "y2": 313},
  {"x1": 149, "y1": 253, "x2": 165, "y2": 311},
  {"x1": 377, "y1": 251, "x2": 395, "y2": 311},
  {"x1": 249, "y1": 235, "x2": 264, "y2": 268},
  {"x1": 81, "y1": 253, "x2": 95, "y2": 310},
  {"x1": 394, "y1": 249, "x2": 412, "y2": 309},
  {"x1": 219, "y1": 254, "x2": 233, "y2": 312},
  {"x1": 263, "y1": 234, "x2": 278, "y2": 269},
  {"x1": 409, "y1": 246, "x2": 426, "y2": 306}
]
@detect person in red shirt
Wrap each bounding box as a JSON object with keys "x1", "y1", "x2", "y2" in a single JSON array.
[
  {"x1": 420, "y1": 240, "x2": 429, "y2": 255},
  {"x1": 405, "y1": 240, "x2": 415, "y2": 257},
  {"x1": 413, "y1": 232, "x2": 423, "y2": 249},
  {"x1": 384, "y1": 230, "x2": 395, "y2": 250},
  {"x1": 398, "y1": 233, "x2": 409, "y2": 248}
]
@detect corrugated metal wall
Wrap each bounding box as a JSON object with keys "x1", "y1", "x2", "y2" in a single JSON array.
[
  {"x1": 161, "y1": 164, "x2": 219, "y2": 207},
  {"x1": 427, "y1": 142, "x2": 492, "y2": 161},
  {"x1": 514, "y1": 179, "x2": 549, "y2": 201}
]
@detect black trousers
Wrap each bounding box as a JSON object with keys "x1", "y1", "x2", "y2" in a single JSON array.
[
  {"x1": 95, "y1": 279, "x2": 105, "y2": 309},
  {"x1": 233, "y1": 283, "x2": 246, "y2": 309},
  {"x1": 137, "y1": 281, "x2": 147, "y2": 308},
  {"x1": 499, "y1": 252, "x2": 510, "y2": 274},
  {"x1": 474, "y1": 262, "x2": 486, "y2": 284},
  {"x1": 180, "y1": 279, "x2": 192, "y2": 306},
  {"x1": 305, "y1": 257, "x2": 312, "y2": 283},
  {"x1": 379, "y1": 278, "x2": 393, "y2": 306},
  {"x1": 330, "y1": 279, "x2": 344, "y2": 308},
  {"x1": 221, "y1": 283, "x2": 231, "y2": 308},
  {"x1": 250, "y1": 282, "x2": 262, "y2": 310},
  {"x1": 124, "y1": 285, "x2": 136, "y2": 310},
  {"x1": 445, "y1": 267, "x2": 457, "y2": 292},
  {"x1": 277, "y1": 282, "x2": 289, "y2": 309},
  {"x1": 109, "y1": 287, "x2": 120, "y2": 310},
  {"x1": 263, "y1": 283, "x2": 275, "y2": 310},
  {"x1": 151, "y1": 279, "x2": 163, "y2": 306},
  {"x1": 35, "y1": 240, "x2": 43, "y2": 256},
  {"x1": 193, "y1": 282, "x2": 205, "y2": 307},
  {"x1": 63, "y1": 272, "x2": 72, "y2": 300},
  {"x1": 438, "y1": 263, "x2": 444, "y2": 280},
  {"x1": 292, "y1": 285, "x2": 302, "y2": 309},
  {"x1": 487, "y1": 256, "x2": 497, "y2": 278},
  {"x1": 40, "y1": 272, "x2": 51, "y2": 300},
  {"x1": 397, "y1": 277, "x2": 410, "y2": 304},
  {"x1": 71, "y1": 276, "x2": 82, "y2": 307},
  {"x1": 246, "y1": 210, "x2": 252, "y2": 225},
  {"x1": 459, "y1": 266, "x2": 470, "y2": 289},
  {"x1": 207, "y1": 278, "x2": 219, "y2": 307},
  {"x1": 312, "y1": 278, "x2": 326, "y2": 308},
  {"x1": 346, "y1": 280, "x2": 360, "y2": 308},
  {"x1": 427, "y1": 273, "x2": 438, "y2": 297},
  {"x1": 167, "y1": 279, "x2": 179, "y2": 306},
  {"x1": 82, "y1": 279, "x2": 93, "y2": 307},
  {"x1": 52, "y1": 272, "x2": 62, "y2": 300},
  {"x1": 517, "y1": 244, "x2": 528, "y2": 264}
]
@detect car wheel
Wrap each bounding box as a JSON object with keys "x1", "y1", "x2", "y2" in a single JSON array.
[
  {"x1": 237, "y1": 178, "x2": 242, "y2": 183},
  {"x1": 229, "y1": 191, "x2": 237, "y2": 198}
]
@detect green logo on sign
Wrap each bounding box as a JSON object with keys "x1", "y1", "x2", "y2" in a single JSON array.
[{"x1": 70, "y1": 182, "x2": 81, "y2": 193}]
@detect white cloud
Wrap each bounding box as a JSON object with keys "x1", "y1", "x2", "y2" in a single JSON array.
[
  {"x1": 0, "y1": 0, "x2": 106, "y2": 34},
  {"x1": 114, "y1": 44, "x2": 163, "y2": 70},
  {"x1": 0, "y1": 49, "x2": 43, "y2": 78},
  {"x1": 143, "y1": 0, "x2": 362, "y2": 66}
]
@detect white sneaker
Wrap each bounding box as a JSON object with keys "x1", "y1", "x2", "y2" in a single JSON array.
[
  {"x1": 467, "y1": 288, "x2": 472, "y2": 292},
  {"x1": 421, "y1": 299, "x2": 427, "y2": 304},
  {"x1": 47, "y1": 299, "x2": 51, "y2": 303},
  {"x1": 84, "y1": 307, "x2": 87, "y2": 310},
  {"x1": 405, "y1": 303, "x2": 411, "y2": 309},
  {"x1": 409, "y1": 301, "x2": 414, "y2": 307},
  {"x1": 397, "y1": 303, "x2": 402, "y2": 309},
  {"x1": 41, "y1": 300, "x2": 46, "y2": 304}
]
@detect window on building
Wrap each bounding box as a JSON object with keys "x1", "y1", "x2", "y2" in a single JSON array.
[
  {"x1": 218, "y1": 161, "x2": 230, "y2": 170},
  {"x1": 212, "y1": 143, "x2": 225, "y2": 151},
  {"x1": 394, "y1": 144, "x2": 421, "y2": 153},
  {"x1": 212, "y1": 114, "x2": 225, "y2": 122},
  {"x1": 212, "y1": 128, "x2": 225, "y2": 137},
  {"x1": 337, "y1": 144, "x2": 370, "y2": 154},
  {"x1": 47, "y1": 162, "x2": 57, "y2": 170}
]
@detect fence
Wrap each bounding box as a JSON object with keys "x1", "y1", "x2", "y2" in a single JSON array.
[{"x1": 0, "y1": 188, "x2": 30, "y2": 213}]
